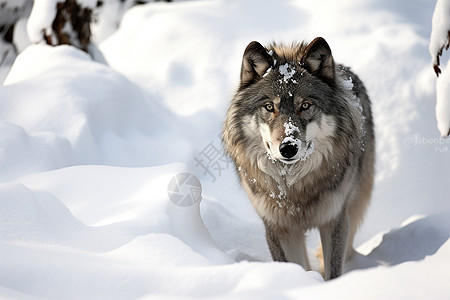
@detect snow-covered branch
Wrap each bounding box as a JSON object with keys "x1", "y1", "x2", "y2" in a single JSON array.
[
  {"x1": 430, "y1": 0, "x2": 450, "y2": 137},
  {"x1": 430, "y1": 0, "x2": 450, "y2": 76}
]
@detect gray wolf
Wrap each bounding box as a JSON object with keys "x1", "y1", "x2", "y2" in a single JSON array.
[{"x1": 222, "y1": 37, "x2": 375, "y2": 280}]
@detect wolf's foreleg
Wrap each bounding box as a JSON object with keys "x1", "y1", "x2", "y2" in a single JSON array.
[
  {"x1": 263, "y1": 219, "x2": 287, "y2": 262},
  {"x1": 263, "y1": 219, "x2": 311, "y2": 270},
  {"x1": 280, "y1": 227, "x2": 310, "y2": 271},
  {"x1": 319, "y1": 206, "x2": 349, "y2": 280}
]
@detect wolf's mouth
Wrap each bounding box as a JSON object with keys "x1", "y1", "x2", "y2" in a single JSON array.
[{"x1": 279, "y1": 157, "x2": 299, "y2": 164}]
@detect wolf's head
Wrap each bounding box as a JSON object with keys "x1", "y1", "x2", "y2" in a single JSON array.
[{"x1": 233, "y1": 37, "x2": 351, "y2": 169}]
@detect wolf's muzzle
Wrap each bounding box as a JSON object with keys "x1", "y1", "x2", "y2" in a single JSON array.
[{"x1": 279, "y1": 143, "x2": 298, "y2": 159}]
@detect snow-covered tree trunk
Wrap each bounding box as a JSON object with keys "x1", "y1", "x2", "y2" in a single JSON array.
[
  {"x1": 45, "y1": 0, "x2": 93, "y2": 51},
  {"x1": 27, "y1": 0, "x2": 96, "y2": 53},
  {"x1": 430, "y1": 0, "x2": 450, "y2": 137}
]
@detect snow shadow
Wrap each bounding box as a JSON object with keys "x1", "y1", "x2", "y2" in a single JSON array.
[{"x1": 346, "y1": 213, "x2": 450, "y2": 272}]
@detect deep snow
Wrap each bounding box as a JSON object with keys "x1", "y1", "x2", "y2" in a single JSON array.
[{"x1": 0, "y1": 0, "x2": 449, "y2": 299}]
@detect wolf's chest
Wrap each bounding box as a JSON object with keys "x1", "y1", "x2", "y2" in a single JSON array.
[{"x1": 242, "y1": 166, "x2": 351, "y2": 228}]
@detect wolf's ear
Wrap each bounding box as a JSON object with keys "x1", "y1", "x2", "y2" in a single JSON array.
[
  {"x1": 240, "y1": 41, "x2": 273, "y2": 88},
  {"x1": 301, "y1": 37, "x2": 335, "y2": 85}
]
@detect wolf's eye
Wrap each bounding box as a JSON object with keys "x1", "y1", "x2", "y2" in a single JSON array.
[
  {"x1": 264, "y1": 103, "x2": 274, "y2": 112},
  {"x1": 300, "y1": 102, "x2": 312, "y2": 112}
]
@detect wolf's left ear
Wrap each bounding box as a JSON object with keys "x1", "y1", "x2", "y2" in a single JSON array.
[
  {"x1": 301, "y1": 37, "x2": 335, "y2": 85},
  {"x1": 240, "y1": 41, "x2": 273, "y2": 88}
]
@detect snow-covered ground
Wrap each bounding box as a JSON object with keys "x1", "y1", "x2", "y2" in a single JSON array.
[{"x1": 1, "y1": 0, "x2": 450, "y2": 299}]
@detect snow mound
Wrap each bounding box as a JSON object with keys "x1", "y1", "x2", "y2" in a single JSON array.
[
  {"x1": 0, "y1": 44, "x2": 192, "y2": 180},
  {"x1": 0, "y1": 164, "x2": 322, "y2": 299}
]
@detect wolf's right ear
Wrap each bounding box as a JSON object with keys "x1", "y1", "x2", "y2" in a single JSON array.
[{"x1": 240, "y1": 41, "x2": 273, "y2": 88}]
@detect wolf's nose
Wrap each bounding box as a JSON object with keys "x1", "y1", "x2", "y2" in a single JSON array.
[{"x1": 279, "y1": 143, "x2": 298, "y2": 159}]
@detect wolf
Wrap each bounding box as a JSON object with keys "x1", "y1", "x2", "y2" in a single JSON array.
[{"x1": 222, "y1": 37, "x2": 375, "y2": 280}]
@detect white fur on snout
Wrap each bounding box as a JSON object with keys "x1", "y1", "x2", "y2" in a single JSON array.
[
  {"x1": 261, "y1": 123, "x2": 298, "y2": 163},
  {"x1": 260, "y1": 123, "x2": 273, "y2": 151}
]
